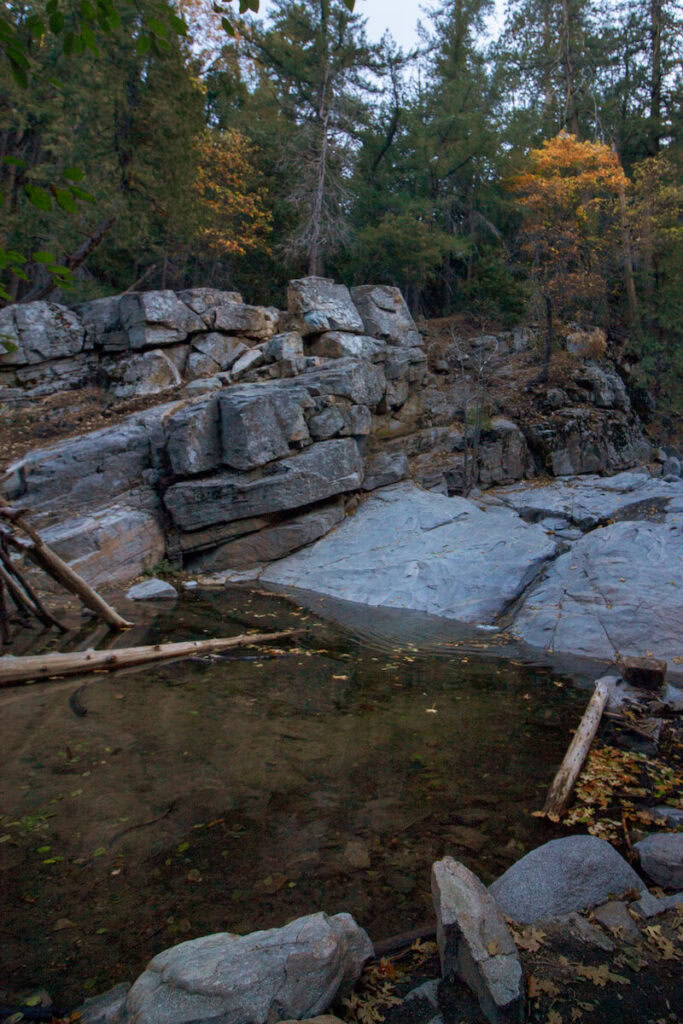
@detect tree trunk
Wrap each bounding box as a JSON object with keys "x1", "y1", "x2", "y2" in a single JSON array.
[
  {"x1": 308, "y1": 67, "x2": 331, "y2": 278},
  {"x1": 540, "y1": 293, "x2": 553, "y2": 383},
  {"x1": 649, "y1": 0, "x2": 662, "y2": 155},
  {"x1": 561, "y1": 0, "x2": 580, "y2": 135}
]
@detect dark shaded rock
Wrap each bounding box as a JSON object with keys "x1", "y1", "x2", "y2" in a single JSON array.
[
  {"x1": 432, "y1": 857, "x2": 524, "y2": 1024},
  {"x1": 620, "y1": 655, "x2": 667, "y2": 690},
  {"x1": 634, "y1": 833, "x2": 683, "y2": 889},
  {"x1": 164, "y1": 439, "x2": 363, "y2": 531},
  {"x1": 187, "y1": 501, "x2": 344, "y2": 571},
  {"x1": 489, "y1": 836, "x2": 646, "y2": 923},
  {"x1": 166, "y1": 398, "x2": 221, "y2": 477},
  {"x1": 592, "y1": 901, "x2": 641, "y2": 943},
  {"x1": 264, "y1": 331, "x2": 305, "y2": 362},
  {"x1": 630, "y1": 890, "x2": 683, "y2": 917},
  {"x1": 309, "y1": 407, "x2": 346, "y2": 440},
  {"x1": 362, "y1": 452, "x2": 410, "y2": 491},
  {"x1": 125, "y1": 912, "x2": 373, "y2": 1024},
  {"x1": 78, "y1": 296, "x2": 127, "y2": 352},
  {"x1": 77, "y1": 982, "x2": 130, "y2": 1024}
]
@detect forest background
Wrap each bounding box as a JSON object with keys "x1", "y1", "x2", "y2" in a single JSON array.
[{"x1": 0, "y1": 0, "x2": 681, "y2": 412}]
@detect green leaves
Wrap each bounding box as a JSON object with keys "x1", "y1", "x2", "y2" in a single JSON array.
[{"x1": 24, "y1": 184, "x2": 52, "y2": 211}]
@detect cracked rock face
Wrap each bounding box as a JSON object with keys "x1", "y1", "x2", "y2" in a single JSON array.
[
  {"x1": 511, "y1": 518, "x2": 683, "y2": 672},
  {"x1": 262, "y1": 483, "x2": 557, "y2": 624},
  {"x1": 124, "y1": 912, "x2": 373, "y2": 1024}
]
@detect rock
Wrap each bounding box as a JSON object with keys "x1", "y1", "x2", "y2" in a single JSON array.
[
  {"x1": 231, "y1": 347, "x2": 265, "y2": 379},
  {"x1": 0, "y1": 301, "x2": 85, "y2": 365},
  {"x1": 298, "y1": 358, "x2": 386, "y2": 407},
  {"x1": 288, "y1": 277, "x2": 365, "y2": 334},
  {"x1": 649, "y1": 806, "x2": 683, "y2": 828},
  {"x1": 477, "y1": 419, "x2": 533, "y2": 488},
  {"x1": 309, "y1": 332, "x2": 385, "y2": 360},
  {"x1": 663, "y1": 455, "x2": 681, "y2": 477},
  {"x1": 630, "y1": 890, "x2": 683, "y2": 918},
  {"x1": 537, "y1": 912, "x2": 614, "y2": 952},
  {"x1": 264, "y1": 332, "x2": 305, "y2": 362},
  {"x1": 219, "y1": 385, "x2": 310, "y2": 469},
  {"x1": 126, "y1": 578, "x2": 178, "y2": 601},
  {"x1": 185, "y1": 377, "x2": 222, "y2": 394},
  {"x1": 351, "y1": 285, "x2": 421, "y2": 347},
  {"x1": 341, "y1": 405, "x2": 372, "y2": 436},
  {"x1": 362, "y1": 452, "x2": 409, "y2": 491},
  {"x1": 209, "y1": 301, "x2": 279, "y2": 341},
  {"x1": 634, "y1": 833, "x2": 683, "y2": 889},
  {"x1": 176, "y1": 515, "x2": 272, "y2": 556},
  {"x1": 446, "y1": 826, "x2": 487, "y2": 853},
  {"x1": 178, "y1": 288, "x2": 242, "y2": 314},
  {"x1": 187, "y1": 333, "x2": 247, "y2": 379},
  {"x1": 309, "y1": 407, "x2": 346, "y2": 440},
  {"x1": 489, "y1": 836, "x2": 646, "y2": 924},
  {"x1": 165, "y1": 439, "x2": 363, "y2": 531},
  {"x1": 578, "y1": 363, "x2": 630, "y2": 410},
  {"x1": 77, "y1": 983, "x2": 130, "y2": 1024},
  {"x1": 262, "y1": 483, "x2": 557, "y2": 624},
  {"x1": 343, "y1": 840, "x2": 370, "y2": 870},
  {"x1": 592, "y1": 901, "x2": 642, "y2": 943},
  {"x1": 40, "y1": 502, "x2": 166, "y2": 586},
  {"x1": 120, "y1": 291, "x2": 205, "y2": 350},
  {"x1": 166, "y1": 398, "x2": 221, "y2": 477},
  {"x1": 431, "y1": 857, "x2": 524, "y2": 1024},
  {"x1": 620, "y1": 655, "x2": 667, "y2": 690},
  {"x1": 78, "y1": 296, "x2": 127, "y2": 352},
  {"x1": 187, "y1": 502, "x2": 344, "y2": 571},
  {"x1": 114, "y1": 348, "x2": 182, "y2": 398},
  {"x1": 491, "y1": 469, "x2": 680, "y2": 530},
  {"x1": 383, "y1": 378, "x2": 410, "y2": 410},
  {"x1": 566, "y1": 327, "x2": 606, "y2": 359},
  {"x1": 124, "y1": 911, "x2": 373, "y2": 1024},
  {"x1": 512, "y1": 519, "x2": 683, "y2": 673}
]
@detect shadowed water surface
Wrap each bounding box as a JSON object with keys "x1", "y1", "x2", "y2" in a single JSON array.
[{"x1": 0, "y1": 586, "x2": 588, "y2": 1008}]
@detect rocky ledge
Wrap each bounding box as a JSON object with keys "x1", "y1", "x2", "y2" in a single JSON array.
[{"x1": 2, "y1": 277, "x2": 681, "y2": 675}]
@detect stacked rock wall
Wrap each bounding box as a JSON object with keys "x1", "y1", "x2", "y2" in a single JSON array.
[{"x1": 1, "y1": 276, "x2": 652, "y2": 586}]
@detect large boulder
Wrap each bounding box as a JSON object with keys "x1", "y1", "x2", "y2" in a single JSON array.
[
  {"x1": 432, "y1": 857, "x2": 523, "y2": 1024},
  {"x1": 512, "y1": 518, "x2": 683, "y2": 673},
  {"x1": 262, "y1": 483, "x2": 557, "y2": 624},
  {"x1": 0, "y1": 301, "x2": 85, "y2": 365},
  {"x1": 186, "y1": 333, "x2": 247, "y2": 380},
  {"x1": 218, "y1": 385, "x2": 311, "y2": 469},
  {"x1": 296, "y1": 358, "x2": 386, "y2": 407},
  {"x1": 125, "y1": 912, "x2": 373, "y2": 1024},
  {"x1": 120, "y1": 291, "x2": 205, "y2": 350},
  {"x1": 489, "y1": 836, "x2": 646, "y2": 923},
  {"x1": 634, "y1": 833, "x2": 683, "y2": 889},
  {"x1": 164, "y1": 439, "x2": 363, "y2": 531},
  {"x1": 188, "y1": 501, "x2": 345, "y2": 571},
  {"x1": 288, "y1": 277, "x2": 365, "y2": 334},
  {"x1": 78, "y1": 296, "x2": 127, "y2": 352},
  {"x1": 351, "y1": 285, "x2": 421, "y2": 347}
]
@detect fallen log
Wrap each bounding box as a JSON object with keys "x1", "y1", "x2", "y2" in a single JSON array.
[
  {"x1": 0, "y1": 629, "x2": 301, "y2": 686},
  {"x1": 0, "y1": 498, "x2": 132, "y2": 630},
  {"x1": 541, "y1": 679, "x2": 609, "y2": 819}
]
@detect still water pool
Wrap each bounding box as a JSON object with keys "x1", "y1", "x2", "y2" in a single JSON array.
[{"x1": 0, "y1": 586, "x2": 587, "y2": 1008}]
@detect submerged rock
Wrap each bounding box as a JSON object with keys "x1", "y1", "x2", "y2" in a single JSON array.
[
  {"x1": 262, "y1": 483, "x2": 557, "y2": 624},
  {"x1": 125, "y1": 912, "x2": 372, "y2": 1024},
  {"x1": 489, "y1": 836, "x2": 646, "y2": 923}
]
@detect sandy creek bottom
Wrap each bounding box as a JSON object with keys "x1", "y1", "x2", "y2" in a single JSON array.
[{"x1": 0, "y1": 586, "x2": 590, "y2": 1009}]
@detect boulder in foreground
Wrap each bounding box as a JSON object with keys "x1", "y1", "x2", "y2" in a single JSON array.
[
  {"x1": 432, "y1": 857, "x2": 524, "y2": 1024},
  {"x1": 125, "y1": 911, "x2": 373, "y2": 1024},
  {"x1": 489, "y1": 836, "x2": 646, "y2": 923}
]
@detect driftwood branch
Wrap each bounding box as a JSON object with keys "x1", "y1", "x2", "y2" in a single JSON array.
[
  {"x1": 0, "y1": 629, "x2": 301, "y2": 686},
  {"x1": 541, "y1": 680, "x2": 609, "y2": 818}
]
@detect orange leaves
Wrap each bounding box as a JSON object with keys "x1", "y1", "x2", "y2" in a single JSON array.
[{"x1": 193, "y1": 128, "x2": 272, "y2": 257}]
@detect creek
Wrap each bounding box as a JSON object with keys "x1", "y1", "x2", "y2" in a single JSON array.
[{"x1": 0, "y1": 586, "x2": 588, "y2": 1008}]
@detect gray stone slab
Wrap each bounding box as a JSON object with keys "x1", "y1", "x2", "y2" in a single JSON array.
[
  {"x1": 309, "y1": 332, "x2": 386, "y2": 360},
  {"x1": 114, "y1": 348, "x2": 182, "y2": 398},
  {"x1": 125, "y1": 912, "x2": 373, "y2": 1024},
  {"x1": 262, "y1": 483, "x2": 557, "y2": 624},
  {"x1": 178, "y1": 288, "x2": 242, "y2": 314},
  {"x1": 295, "y1": 358, "x2": 386, "y2": 407},
  {"x1": 166, "y1": 397, "x2": 221, "y2": 477},
  {"x1": 218, "y1": 385, "x2": 310, "y2": 469},
  {"x1": 362, "y1": 452, "x2": 409, "y2": 491},
  {"x1": 630, "y1": 890, "x2": 683, "y2": 918},
  {"x1": 512, "y1": 519, "x2": 683, "y2": 673},
  {"x1": 208, "y1": 301, "x2": 278, "y2": 340},
  {"x1": 432, "y1": 857, "x2": 523, "y2": 1024},
  {"x1": 78, "y1": 982, "x2": 130, "y2": 1024},
  {"x1": 0, "y1": 301, "x2": 85, "y2": 365},
  {"x1": 489, "y1": 836, "x2": 646, "y2": 924},
  {"x1": 591, "y1": 901, "x2": 641, "y2": 943},
  {"x1": 165, "y1": 439, "x2": 363, "y2": 531},
  {"x1": 120, "y1": 291, "x2": 205, "y2": 349},
  {"x1": 126, "y1": 578, "x2": 178, "y2": 600}
]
